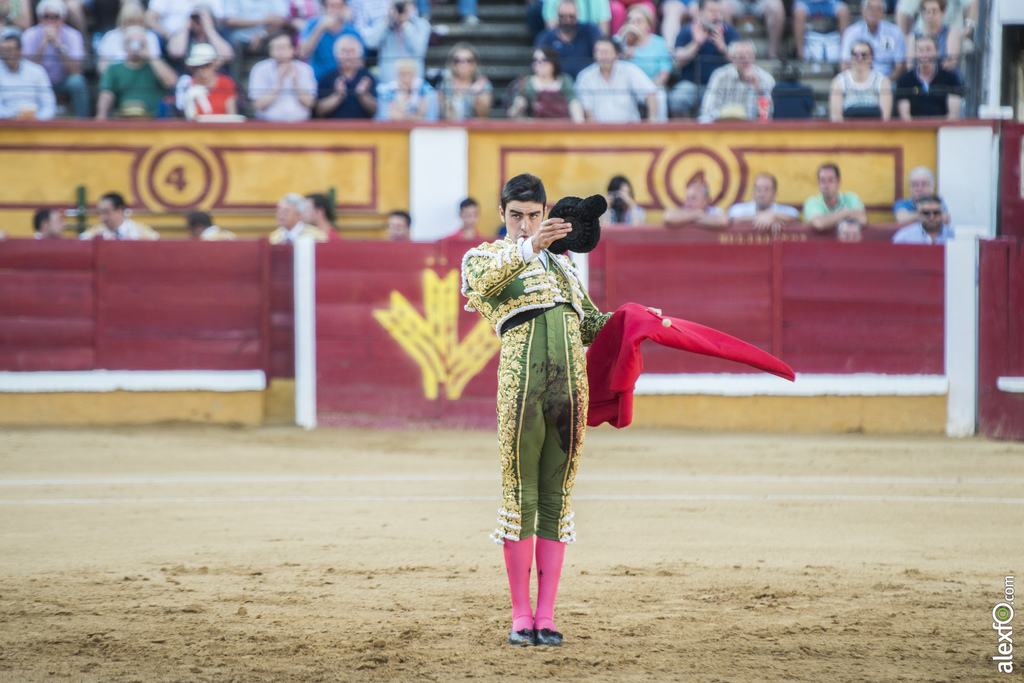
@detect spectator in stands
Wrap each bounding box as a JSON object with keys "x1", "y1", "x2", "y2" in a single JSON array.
[
  {"x1": 269, "y1": 192, "x2": 330, "y2": 243},
  {"x1": 507, "y1": 46, "x2": 584, "y2": 122},
  {"x1": 146, "y1": 0, "x2": 226, "y2": 48},
  {"x1": 1, "y1": 0, "x2": 33, "y2": 32},
  {"x1": 223, "y1": 0, "x2": 290, "y2": 81},
  {"x1": 95, "y1": 27, "x2": 179, "y2": 120},
  {"x1": 443, "y1": 198, "x2": 482, "y2": 239},
  {"x1": 664, "y1": 181, "x2": 728, "y2": 229},
  {"x1": 792, "y1": 0, "x2": 850, "y2": 61},
  {"x1": 829, "y1": 40, "x2": 892, "y2": 121},
  {"x1": 249, "y1": 30, "x2": 317, "y2": 121},
  {"x1": 223, "y1": 0, "x2": 290, "y2": 50},
  {"x1": 166, "y1": 4, "x2": 235, "y2": 69},
  {"x1": 299, "y1": 0, "x2": 361, "y2": 82},
  {"x1": 22, "y1": 0, "x2": 89, "y2": 118},
  {"x1": 96, "y1": 2, "x2": 161, "y2": 75},
  {"x1": 669, "y1": 0, "x2": 739, "y2": 118},
  {"x1": 0, "y1": 31, "x2": 57, "y2": 120},
  {"x1": 541, "y1": 0, "x2": 611, "y2": 36},
  {"x1": 905, "y1": 0, "x2": 961, "y2": 71},
  {"x1": 375, "y1": 56, "x2": 438, "y2": 121},
  {"x1": 186, "y1": 210, "x2": 236, "y2": 240},
  {"x1": 417, "y1": 0, "x2": 477, "y2": 23},
  {"x1": 315, "y1": 34, "x2": 377, "y2": 118},
  {"x1": 175, "y1": 43, "x2": 239, "y2": 118},
  {"x1": 387, "y1": 209, "x2": 411, "y2": 240},
  {"x1": 840, "y1": 0, "x2": 906, "y2": 79},
  {"x1": 891, "y1": 194, "x2": 953, "y2": 244},
  {"x1": 81, "y1": 192, "x2": 160, "y2": 240},
  {"x1": 727, "y1": 173, "x2": 800, "y2": 233},
  {"x1": 364, "y1": 0, "x2": 430, "y2": 84},
  {"x1": 659, "y1": 0, "x2": 695, "y2": 52},
  {"x1": 836, "y1": 216, "x2": 863, "y2": 241},
  {"x1": 350, "y1": 0, "x2": 391, "y2": 44},
  {"x1": 439, "y1": 42, "x2": 493, "y2": 120},
  {"x1": 896, "y1": 0, "x2": 963, "y2": 40},
  {"x1": 576, "y1": 37, "x2": 658, "y2": 122},
  {"x1": 33, "y1": 207, "x2": 65, "y2": 239},
  {"x1": 534, "y1": 0, "x2": 602, "y2": 80},
  {"x1": 771, "y1": 63, "x2": 815, "y2": 118},
  {"x1": 721, "y1": 0, "x2": 785, "y2": 60},
  {"x1": 699, "y1": 38, "x2": 774, "y2": 121},
  {"x1": 803, "y1": 163, "x2": 867, "y2": 233},
  {"x1": 601, "y1": 175, "x2": 646, "y2": 225},
  {"x1": 289, "y1": 0, "x2": 323, "y2": 33},
  {"x1": 616, "y1": 5, "x2": 671, "y2": 89},
  {"x1": 303, "y1": 193, "x2": 344, "y2": 240},
  {"x1": 895, "y1": 35, "x2": 961, "y2": 120},
  {"x1": 893, "y1": 166, "x2": 949, "y2": 224}
]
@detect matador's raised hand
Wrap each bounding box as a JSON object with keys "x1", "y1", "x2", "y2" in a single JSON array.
[{"x1": 529, "y1": 217, "x2": 571, "y2": 253}]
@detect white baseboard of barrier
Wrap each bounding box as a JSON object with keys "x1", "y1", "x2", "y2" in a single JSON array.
[
  {"x1": 0, "y1": 370, "x2": 267, "y2": 393},
  {"x1": 634, "y1": 373, "x2": 948, "y2": 397}
]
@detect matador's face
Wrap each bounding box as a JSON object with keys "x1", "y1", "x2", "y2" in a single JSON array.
[{"x1": 500, "y1": 200, "x2": 546, "y2": 242}]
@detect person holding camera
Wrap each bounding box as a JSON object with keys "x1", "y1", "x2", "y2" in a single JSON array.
[
  {"x1": 95, "y1": 26, "x2": 178, "y2": 119},
  {"x1": 96, "y1": 2, "x2": 161, "y2": 75},
  {"x1": 668, "y1": 0, "x2": 739, "y2": 118},
  {"x1": 600, "y1": 175, "x2": 646, "y2": 226},
  {"x1": 364, "y1": 0, "x2": 430, "y2": 84},
  {"x1": 165, "y1": 3, "x2": 235, "y2": 70}
]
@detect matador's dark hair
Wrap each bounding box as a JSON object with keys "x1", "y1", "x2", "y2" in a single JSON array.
[{"x1": 500, "y1": 173, "x2": 546, "y2": 211}]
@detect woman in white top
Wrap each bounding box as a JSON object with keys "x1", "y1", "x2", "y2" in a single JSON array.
[
  {"x1": 829, "y1": 40, "x2": 892, "y2": 122},
  {"x1": 96, "y1": 1, "x2": 162, "y2": 74}
]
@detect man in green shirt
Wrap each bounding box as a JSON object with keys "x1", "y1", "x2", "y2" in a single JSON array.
[
  {"x1": 802, "y1": 163, "x2": 868, "y2": 233},
  {"x1": 95, "y1": 26, "x2": 177, "y2": 119}
]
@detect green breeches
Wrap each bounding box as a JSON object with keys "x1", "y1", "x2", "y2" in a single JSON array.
[{"x1": 491, "y1": 306, "x2": 588, "y2": 544}]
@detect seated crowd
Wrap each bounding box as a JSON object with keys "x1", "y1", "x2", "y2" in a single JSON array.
[
  {"x1": 15, "y1": 159, "x2": 951, "y2": 246},
  {"x1": 0, "y1": 0, "x2": 976, "y2": 121}
]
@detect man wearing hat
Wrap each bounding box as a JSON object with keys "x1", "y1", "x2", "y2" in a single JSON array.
[
  {"x1": 176, "y1": 42, "x2": 238, "y2": 118},
  {"x1": 461, "y1": 173, "x2": 610, "y2": 649}
]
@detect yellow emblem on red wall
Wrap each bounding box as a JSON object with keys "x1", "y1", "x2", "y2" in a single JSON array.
[{"x1": 373, "y1": 269, "x2": 500, "y2": 400}]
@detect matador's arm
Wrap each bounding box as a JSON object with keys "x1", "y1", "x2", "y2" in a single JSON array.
[
  {"x1": 463, "y1": 239, "x2": 532, "y2": 298},
  {"x1": 579, "y1": 287, "x2": 611, "y2": 346}
]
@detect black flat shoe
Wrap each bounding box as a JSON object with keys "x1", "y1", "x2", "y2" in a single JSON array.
[
  {"x1": 534, "y1": 628, "x2": 563, "y2": 646},
  {"x1": 509, "y1": 628, "x2": 536, "y2": 646}
]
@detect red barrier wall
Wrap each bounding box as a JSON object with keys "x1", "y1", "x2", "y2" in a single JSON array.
[
  {"x1": 589, "y1": 237, "x2": 945, "y2": 376},
  {"x1": 315, "y1": 241, "x2": 500, "y2": 426},
  {"x1": 1001, "y1": 123, "x2": 1024, "y2": 238},
  {"x1": 0, "y1": 238, "x2": 948, "y2": 431},
  {"x1": 0, "y1": 240, "x2": 95, "y2": 371},
  {"x1": 979, "y1": 238, "x2": 1024, "y2": 440},
  {"x1": 0, "y1": 240, "x2": 271, "y2": 373}
]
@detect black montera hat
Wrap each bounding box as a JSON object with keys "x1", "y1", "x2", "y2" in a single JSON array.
[{"x1": 547, "y1": 194, "x2": 606, "y2": 254}]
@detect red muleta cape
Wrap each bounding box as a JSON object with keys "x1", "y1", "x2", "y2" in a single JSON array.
[{"x1": 586, "y1": 302, "x2": 796, "y2": 428}]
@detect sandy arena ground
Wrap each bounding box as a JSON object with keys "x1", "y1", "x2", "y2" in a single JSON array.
[{"x1": 0, "y1": 425, "x2": 1022, "y2": 682}]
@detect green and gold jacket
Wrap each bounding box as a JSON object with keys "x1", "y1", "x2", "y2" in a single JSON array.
[{"x1": 461, "y1": 237, "x2": 608, "y2": 344}]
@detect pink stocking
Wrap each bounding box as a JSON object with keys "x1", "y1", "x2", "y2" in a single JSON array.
[
  {"x1": 534, "y1": 537, "x2": 565, "y2": 632},
  {"x1": 503, "y1": 537, "x2": 535, "y2": 632}
]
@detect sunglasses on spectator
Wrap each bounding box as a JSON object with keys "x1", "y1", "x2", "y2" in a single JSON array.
[
  {"x1": 919, "y1": 209, "x2": 942, "y2": 216},
  {"x1": 851, "y1": 51, "x2": 871, "y2": 58},
  {"x1": 40, "y1": 13, "x2": 61, "y2": 19},
  {"x1": 557, "y1": 13, "x2": 576, "y2": 19},
  {"x1": 452, "y1": 56, "x2": 475, "y2": 63}
]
